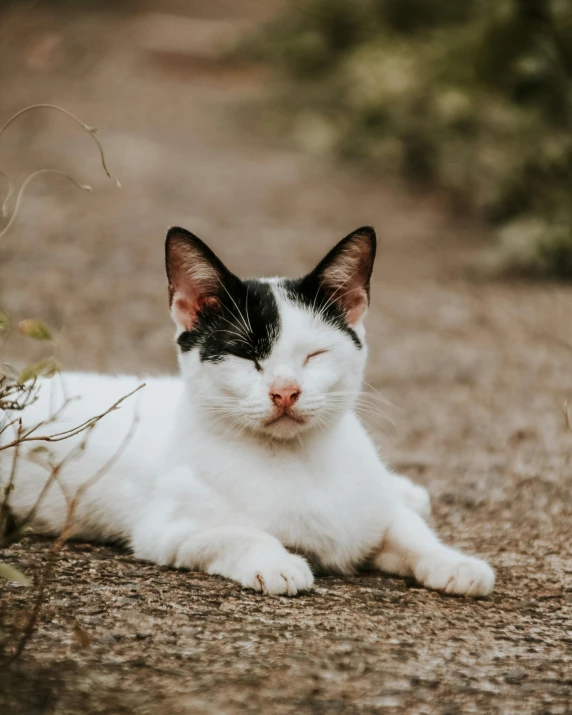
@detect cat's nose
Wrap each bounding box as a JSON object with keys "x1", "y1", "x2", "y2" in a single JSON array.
[{"x1": 270, "y1": 382, "x2": 301, "y2": 409}]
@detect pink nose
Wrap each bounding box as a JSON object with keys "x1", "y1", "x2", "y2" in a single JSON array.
[{"x1": 270, "y1": 383, "x2": 301, "y2": 409}]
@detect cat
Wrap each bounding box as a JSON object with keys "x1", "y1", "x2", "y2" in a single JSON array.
[{"x1": 2, "y1": 226, "x2": 495, "y2": 597}]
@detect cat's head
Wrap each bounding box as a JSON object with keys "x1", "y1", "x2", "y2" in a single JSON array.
[{"x1": 166, "y1": 226, "x2": 376, "y2": 441}]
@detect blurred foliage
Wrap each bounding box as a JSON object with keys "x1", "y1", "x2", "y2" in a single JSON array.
[{"x1": 254, "y1": 0, "x2": 572, "y2": 277}]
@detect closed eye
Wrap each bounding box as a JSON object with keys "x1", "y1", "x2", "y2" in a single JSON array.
[
  {"x1": 225, "y1": 347, "x2": 263, "y2": 372},
  {"x1": 304, "y1": 349, "x2": 329, "y2": 365}
]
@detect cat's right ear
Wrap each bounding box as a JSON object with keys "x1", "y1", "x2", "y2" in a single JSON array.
[{"x1": 165, "y1": 227, "x2": 230, "y2": 331}]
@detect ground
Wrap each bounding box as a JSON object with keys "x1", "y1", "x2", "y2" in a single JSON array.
[{"x1": 0, "y1": 2, "x2": 571, "y2": 714}]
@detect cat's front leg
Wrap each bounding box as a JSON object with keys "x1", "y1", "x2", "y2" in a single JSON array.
[
  {"x1": 132, "y1": 520, "x2": 314, "y2": 596},
  {"x1": 374, "y1": 506, "x2": 495, "y2": 597}
]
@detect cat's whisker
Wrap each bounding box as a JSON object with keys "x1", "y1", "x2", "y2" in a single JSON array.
[
  {"x1": 314, "y1": 286, "x2": 359, "y2": 325},
  {"x1": 210, "y1": 329, "x2": 251, "y2": 345},
  {"x1": 206, "y1": 410, "x2": 251, "y2": 442},
  {"x1": 244, "y1": 284, "x2": 254, "y2": 335},
  {"x1": 362, "y1": 382, "x2": 399, "y2": 409},
  {"x1": 215, "y1": 314, "x2": 250, "y2": 342},
  {"x1": 322, "y1": 395, "x2": 396, "y2": 427},
  {"x1": 313, "y1": 271, "x2": 356, "y2": 323},
  {"x1": 352, "y1": 403, "x2": 396, "y2": 425},
  {"x1": 329, "y1": 389, "x2": 396, "y2": 410},
  {"x1": 215, "y1": 274, "x2": 252, "y2": 339}
]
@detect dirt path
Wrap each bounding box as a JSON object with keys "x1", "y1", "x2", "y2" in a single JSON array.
[{"x1": 1, "y1": 3, "x2": 571, "y2": 714}]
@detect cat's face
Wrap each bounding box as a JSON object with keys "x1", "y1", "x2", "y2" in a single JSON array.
[{"x1": 165, "y1": 226, "x2": 376, "y2": 441}]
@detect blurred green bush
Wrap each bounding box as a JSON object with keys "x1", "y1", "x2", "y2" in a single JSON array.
[{"x1": 255, "y1": 0, "x2": 572, "y2": 277}]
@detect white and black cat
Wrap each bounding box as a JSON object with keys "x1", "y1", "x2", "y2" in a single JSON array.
[{"x1": 2, "y1": 226, "x2": 495, "y2": 597}]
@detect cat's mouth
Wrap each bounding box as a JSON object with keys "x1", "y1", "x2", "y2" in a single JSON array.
[{"x1": 265, "y1": 411, "x2": 306, "y2": 427}]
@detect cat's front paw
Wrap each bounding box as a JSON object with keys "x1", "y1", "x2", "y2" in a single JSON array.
[
  {"x1": 234, "y1": 550, "x2": 314, "y2": 596},
  {"x1": 414, "y1": 550, "x2": 495, "y2": 597}
]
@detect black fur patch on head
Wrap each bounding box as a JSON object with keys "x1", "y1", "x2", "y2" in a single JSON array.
[
  {"x1": 177, "y1": 279, "x2": 280, "y2": 365},
  {"x1": 281, "y1": 278, "x2": 362, "y2": 348}
]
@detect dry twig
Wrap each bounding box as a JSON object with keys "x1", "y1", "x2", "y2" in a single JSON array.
[
  {"x1": 0, "y1": 382, "x2": 145, "y2": 665},
  {"x1": 0, "y1": 103, "x2": 120, "y2": 240}
]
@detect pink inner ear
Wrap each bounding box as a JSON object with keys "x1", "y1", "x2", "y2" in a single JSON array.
[
  {"x1": 344, "y1": 289, "x2": 368, "y2": 325},
  {"x1": 172, "y1": 293, "x2": 220, "y2": 331},
  {"x1": 172, "y1": 294, "x2": 197, "y2": 332}
]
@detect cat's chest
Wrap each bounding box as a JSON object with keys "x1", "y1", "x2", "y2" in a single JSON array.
[{"x1": 193, "y1": 434, "x2": 388, "y2": 570}]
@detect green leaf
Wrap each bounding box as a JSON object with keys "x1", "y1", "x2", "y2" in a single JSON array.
[
  {"x1": 18, "y1": 357, "x2": 59, "y2": 384},
  {"x1": 18, "y1": 319, "x2": 53, "y2": 341},
  {"x1": 29, "y1": 445, "x2": 50, "y2": 454},
  {"x1": 0, "y1": 562, "x2": 31, "y2": 586},
  {"x1": 27, "y1": 445, "x2": 52, "y2": 464},
  {"x1": 1, "y1": 363, "x2": 19, "y2": 381},
  {"x1": 0, "y1": 310, "x2": 10, "y2": 333}
]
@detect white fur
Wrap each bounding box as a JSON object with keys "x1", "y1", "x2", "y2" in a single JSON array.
[{"x1": 1, "y1": 286, "x2": 494, "y2": 597}]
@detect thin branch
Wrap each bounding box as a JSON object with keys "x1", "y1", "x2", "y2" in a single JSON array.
[
  {"x1": 60, "y1": 398, "x2": 142, "y2": 541},
  {"x1": 0, "y1": 385, "x2": 143, "y2": 665},
  {"x1": 2, "y1": 566, "x2": 48, "y2": 666},
  {"x1": 0, "y1": 103, "x2": 121, "y2": 238},
  {"x1": 0, "y1": 168, "x2": 13, "y2": 219},
  {"x1": 13, "y1": 427, "x2": 94, "y2": 541},
  {"x1": 0, "y1": 417, "x2": 22, "y2": 437},
  {"x1": 0, "y1": 383, "x2": 145, "y2": 452},
  {"x1": 16, "y1": 394, "x2": 78, "y2": 443},
  {"x1": 0, "y1": 102, "x2": 124, "y2": 665},
  {"x1": 0, "y1": 419, "x2": 22, "y2": 535},
  {"x1": 0, "y1": 104, "x2": 121, "y2": 186},
  {"x1": 0, "y1": 169, "x2": 91, "y2": 240}
]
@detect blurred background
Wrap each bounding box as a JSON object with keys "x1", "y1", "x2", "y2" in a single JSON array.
[
  {"x1": 1, "y1": 0, "x2": 571, "y2": 463},
  {"x1": 1, "y1": 0, "x2": 571, "y2": 374},
  {"x1": 1, "y1": 2, "x2": 571, "y2": 712}
]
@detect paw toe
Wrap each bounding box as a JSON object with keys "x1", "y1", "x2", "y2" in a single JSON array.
[
  {"x1": 241, "y1": 553, "x2": 314, "y2": 596},
  {"x1": 415, "y1": 552, "x2": 495, "y2": 597}
]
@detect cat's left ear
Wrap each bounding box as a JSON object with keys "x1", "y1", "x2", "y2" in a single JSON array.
[
  {"x1": 165, "y1": 227, "x2": 233, "y2": 331},
  {"x1": 307, "y1": 226, "x2": 376, "y2": 325}
]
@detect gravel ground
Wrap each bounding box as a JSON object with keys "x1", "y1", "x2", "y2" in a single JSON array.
[{"x1": 0, "y1": 3, "x2": 571, "y2": 714}]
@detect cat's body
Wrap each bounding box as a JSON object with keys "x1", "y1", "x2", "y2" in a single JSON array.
[
  {"x1": 2, "y1": 227, "x2": 495, "y2": 597},
  {"x1": 8, "y1": 372, "x2": 414, "y2": 573}
]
